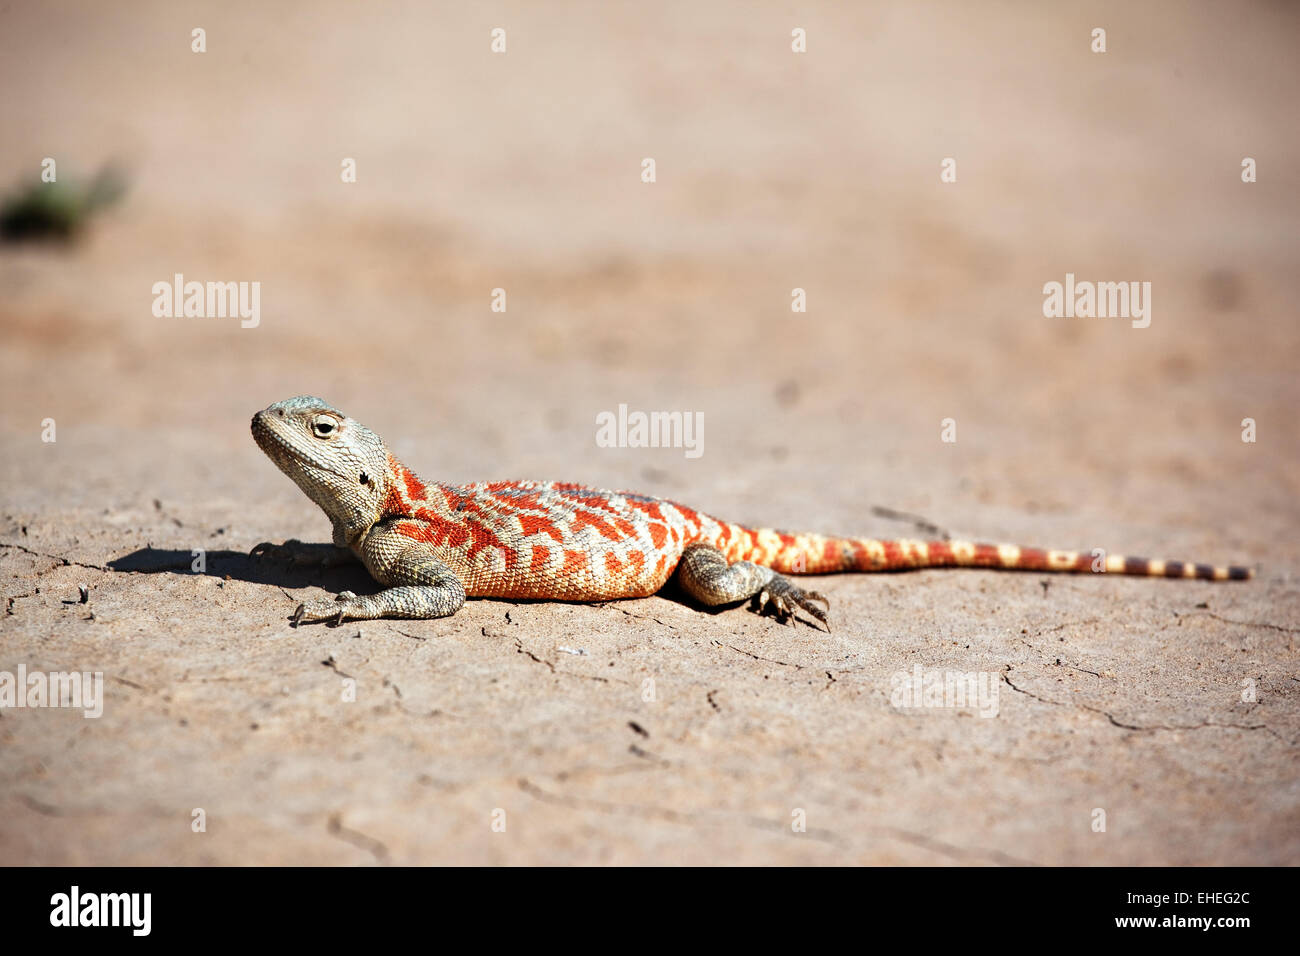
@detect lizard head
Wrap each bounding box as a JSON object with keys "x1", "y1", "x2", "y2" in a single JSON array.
[{"x1": 251, "y1": 396, "x2": 390, "y2": 547}]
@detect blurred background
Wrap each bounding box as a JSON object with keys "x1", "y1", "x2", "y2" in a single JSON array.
[
  {"x1": 2, "y1": 1, "x2": 1297, "y2": 524},
  {"x1": 3, "y1": 1, "x2": 1297, "y2": 535}
]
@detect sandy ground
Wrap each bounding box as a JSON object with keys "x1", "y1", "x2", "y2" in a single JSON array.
[{"x1": 1, "y1": 1, "x2": 1297, "y2": 864}]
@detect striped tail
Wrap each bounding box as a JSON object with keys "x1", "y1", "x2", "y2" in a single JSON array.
[{"x1": 719, "y1": 528, "x2": 1253, "y2": 582}]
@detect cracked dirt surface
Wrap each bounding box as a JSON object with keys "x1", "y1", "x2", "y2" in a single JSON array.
[{"x1": 1, "y1": 1, "x2": 1298, "y2": 864}]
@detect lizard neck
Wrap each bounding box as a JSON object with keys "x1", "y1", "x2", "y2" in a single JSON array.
[{"x1": 380, "y1": 453, "x2": 453, "y2": 521}]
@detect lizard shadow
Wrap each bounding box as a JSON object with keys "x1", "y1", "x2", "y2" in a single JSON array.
[{"x1": 108, "y1": 547, "x2": 376, "y2": 594}]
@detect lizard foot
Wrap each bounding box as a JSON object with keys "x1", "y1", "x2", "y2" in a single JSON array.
[
  {"x1": 751, "y1": 576, "x2": 830, "y2": 631},
  {"x1": 291, "y1": 590, "x2": 360, "y2": 627}
]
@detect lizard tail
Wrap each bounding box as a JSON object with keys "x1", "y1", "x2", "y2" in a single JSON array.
[{"x1": 717, "y1": 527, "x2": 1253, "y2": 581}]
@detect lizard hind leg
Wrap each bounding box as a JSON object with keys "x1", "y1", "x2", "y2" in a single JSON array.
[{"x1": 675, "y1": 543, "x2": 830, "y2": 631}]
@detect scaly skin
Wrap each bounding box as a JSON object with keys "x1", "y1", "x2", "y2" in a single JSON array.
[{"x1": 250, "y1": 396, "x2": 1253, "y2": 629}]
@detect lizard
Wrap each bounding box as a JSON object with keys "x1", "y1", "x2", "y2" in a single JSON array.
[{"x1": 250, "y1": 395, "x2": 1254, "y2": 629}]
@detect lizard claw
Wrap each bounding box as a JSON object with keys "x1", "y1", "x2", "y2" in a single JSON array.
[
  {"x1": 752, "y1": 576, "x2": 831, "y2": 631},
  {"x1": 290, "y1": 591, "x2": 360, "y2": 627}
]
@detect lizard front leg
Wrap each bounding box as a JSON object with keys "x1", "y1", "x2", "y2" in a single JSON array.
[
  {"x1": 675, "y1": 543, "x2": 830, "y2": 630},
  {"x1": 290, "y1": 529, "x2": 465, "y2": 626}
]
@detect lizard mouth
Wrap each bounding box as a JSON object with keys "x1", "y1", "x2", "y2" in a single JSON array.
[{"x1": 251, "y1": 412, "x2": 350, "y2": 481}]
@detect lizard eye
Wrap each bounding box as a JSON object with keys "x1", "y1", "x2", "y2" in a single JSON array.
[
  {"x1": 359, "y1": 472, "x2": 369, "y2": 485},
  {"x1": 311, "y1": 416, "x2": 337, "y2": 437}
]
